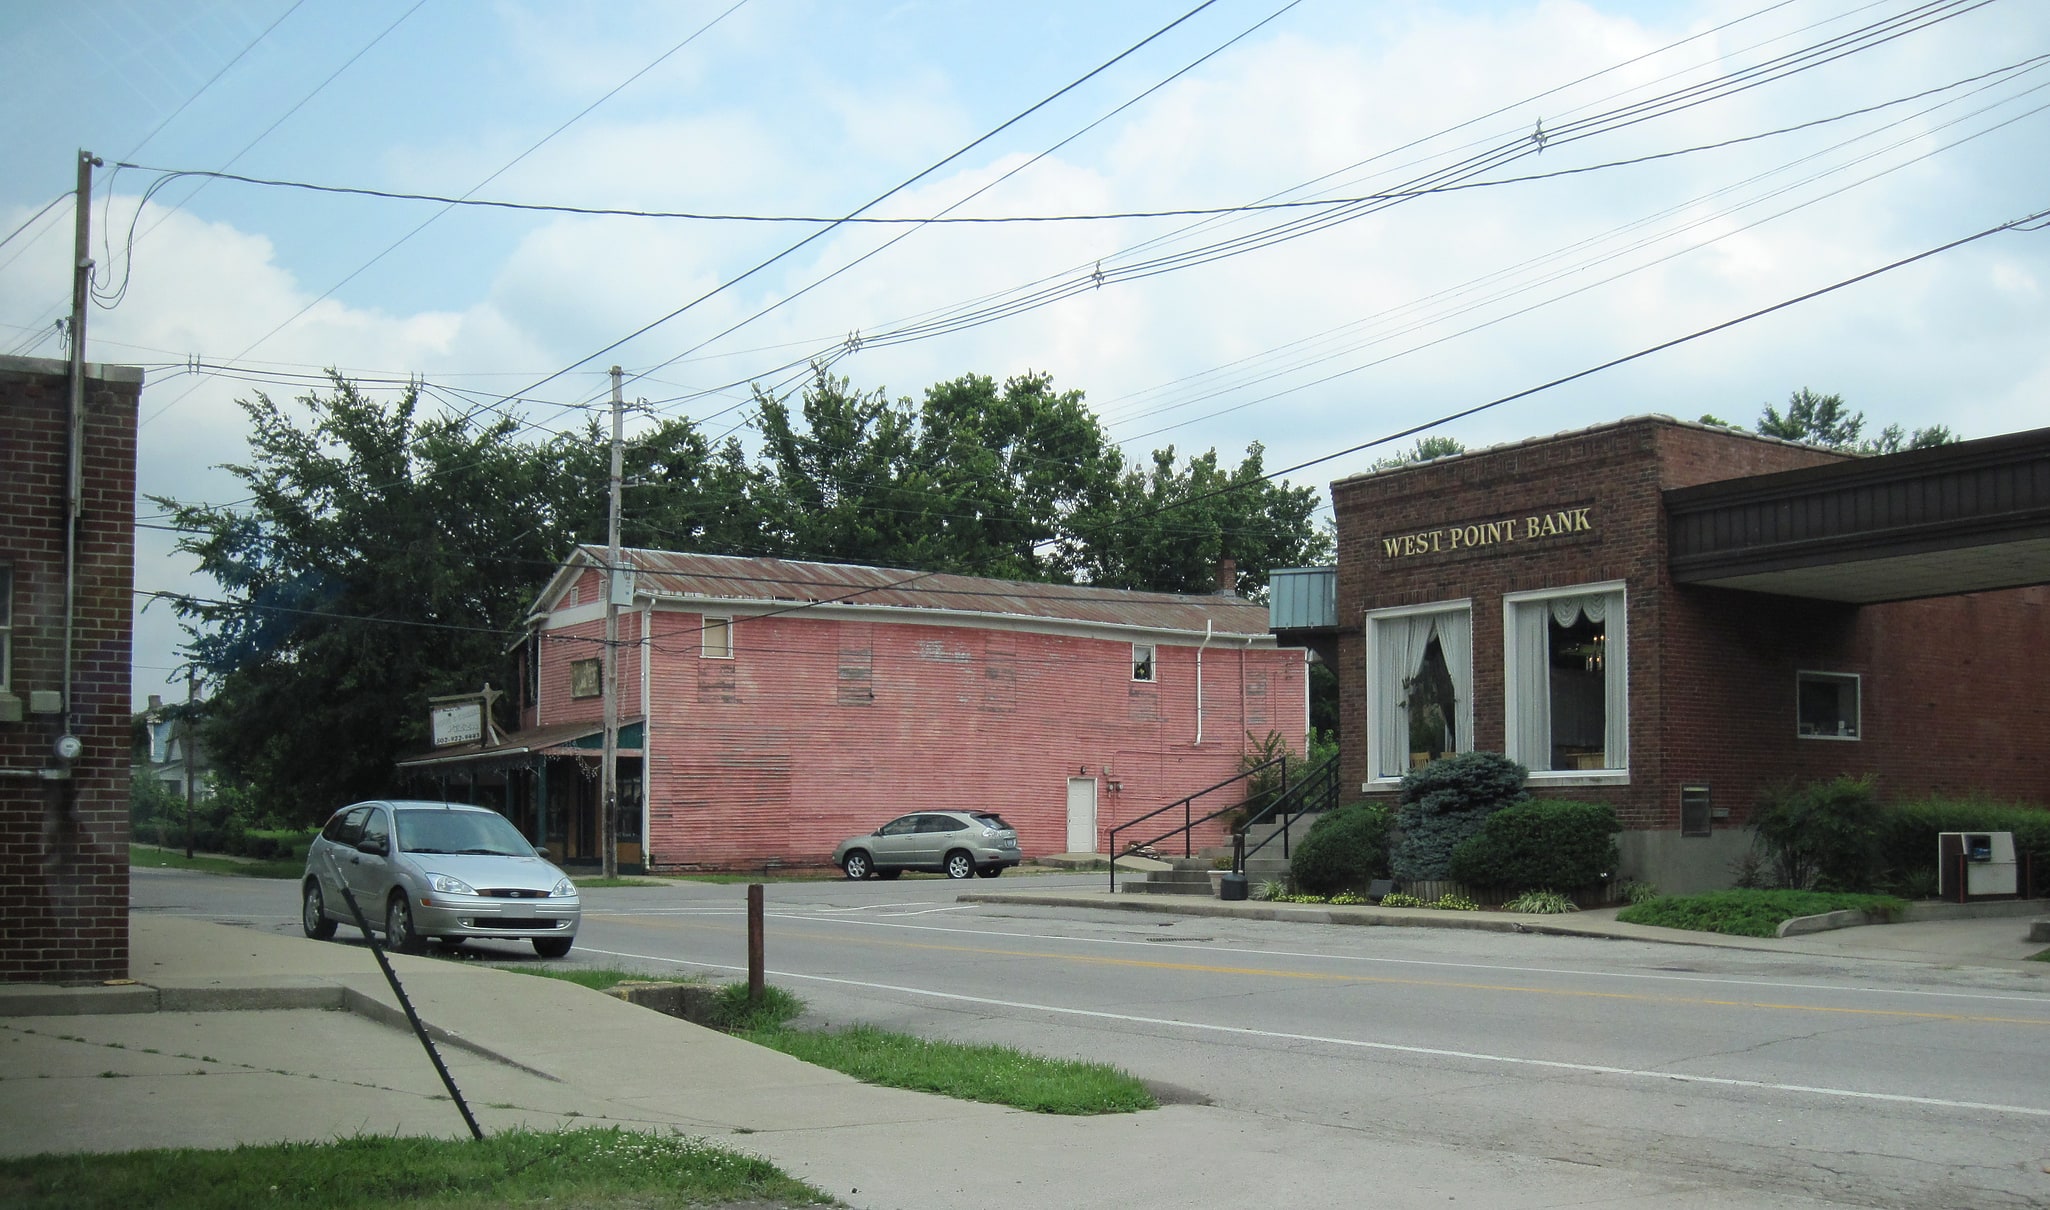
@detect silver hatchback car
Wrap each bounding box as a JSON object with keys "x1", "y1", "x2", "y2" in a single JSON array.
[
  {"x1": 301, "y1": 800, "x2": 580, "y2": 957},
  {"x1": 833, "y1": 810, "x2": 1021, "y2": 880}
]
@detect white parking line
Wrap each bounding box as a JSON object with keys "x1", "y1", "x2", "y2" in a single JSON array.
[{"x1": 574, "y1": 944, "x2": 2050, "y2": 1120}]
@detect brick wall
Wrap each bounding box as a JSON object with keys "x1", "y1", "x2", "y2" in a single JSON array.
[
  {"x1": 0, "y1": 357, "x2": 140, "y2": 983},
  {"x1": 1330, "y1": 416, "x2": 2047, "y2": 885},
  {"x1": 532, "y1": 599, "x2": 1308, "y2": 868}
]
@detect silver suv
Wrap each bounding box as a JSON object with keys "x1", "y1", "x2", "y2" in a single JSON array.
[
  {"x1": 833, "y1": 810, "x2": 1021, "y2": 880},
  {"x1": 301, "y1": 800, "x2": 580, "y2": 957}
]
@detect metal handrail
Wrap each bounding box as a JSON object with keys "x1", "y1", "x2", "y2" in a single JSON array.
[
  {"x1": 1107, "y1": 755, "x2": 1285, "y2": 892},
  {"x1": 1235, "y1": 756, "x2": 1339, "y2": 875}
]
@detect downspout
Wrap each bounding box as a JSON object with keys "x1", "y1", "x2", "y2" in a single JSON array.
[
  {"x1": 639, "y1": 599, "x2": 653, "y2": 868},
  {"x1": 1193, "y1": 621, "x2": 1214, "y2": 745}
]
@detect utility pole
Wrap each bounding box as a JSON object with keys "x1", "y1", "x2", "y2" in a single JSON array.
[
  {"x1": 182, "y1": 669, "x2": 196, "y2": 860},
  {"x1": 600, "y1": 366, "x2": 623, "y2": 878},
  {"x1": 61, "y1": 149, "x2": 101, "y2": 764}
]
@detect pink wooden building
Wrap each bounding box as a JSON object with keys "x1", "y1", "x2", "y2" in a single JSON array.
[{"x1": 413, "y1": 548, "x2": 1308, "y2": 872}]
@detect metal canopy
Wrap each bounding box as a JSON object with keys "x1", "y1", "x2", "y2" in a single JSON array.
[{"x1": 1665, "y1": 425, "x2": 2050, "y2": 604}]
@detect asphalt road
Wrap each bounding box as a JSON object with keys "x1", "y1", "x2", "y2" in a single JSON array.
[{"x1": 136, "y1": 867, "x2": 2050, "y2": 1209}]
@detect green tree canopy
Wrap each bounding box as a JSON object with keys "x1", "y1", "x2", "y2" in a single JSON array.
[
  {"x1": 159, "y1": 367, "x2": 1334, "y2": 819},
  {"x1": 1755, "y1": 387, "x2": 1956, "y2": 453}
]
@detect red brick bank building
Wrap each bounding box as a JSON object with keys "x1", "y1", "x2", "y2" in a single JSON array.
[{"x1": 1327, "y1": 416, "x2": 2049, "y2": 893}]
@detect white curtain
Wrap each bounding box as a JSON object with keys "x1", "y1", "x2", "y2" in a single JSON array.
[
  {"x1": 1433, "y1": 609, "x2": 1473, "y2": 755},
  {"x1": 1373, "y1": 614, "x2": 1436, "y2": 778},
  {"x1": 1512, "y1": 601, "x2": 1553, "y2": 769}
]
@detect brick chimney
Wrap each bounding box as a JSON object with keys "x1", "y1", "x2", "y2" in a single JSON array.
[{"x1": 1213, "y1": 556, "x2": 1237, "y2": 596}]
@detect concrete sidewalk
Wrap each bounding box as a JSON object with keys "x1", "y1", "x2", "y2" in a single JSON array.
[{"x1": 0, "y1": 900, "x2": 2042, "y2": 1209}]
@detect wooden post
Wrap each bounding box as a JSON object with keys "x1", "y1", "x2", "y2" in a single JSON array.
[{"x1": 747, "y1": 883, "x2": 765, "y2": 1002}]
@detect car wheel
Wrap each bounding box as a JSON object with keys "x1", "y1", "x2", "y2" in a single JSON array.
[
  {"x1": 384, "y1": 895, "x2": 423, "y2": 955},
  {"x1": 944, "y1": 850, "x2": 975, "y2": 879},
  {"x1": 841, "y1": 850, "x2": 873, "y2": 880},
  {"x1": 975, "y1": 866, "x2": 1002, "y2": 878},
  {"x1": 532, "y1": 936, "x2": 573, "y2": 959},
  {"x1": 301, "y1": 881, "x2": 337, "y2": 940}
]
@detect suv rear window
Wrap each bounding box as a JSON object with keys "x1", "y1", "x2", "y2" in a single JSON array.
[{"x1": 971, "y1": 813, "x2": 1013, "y2": 831}]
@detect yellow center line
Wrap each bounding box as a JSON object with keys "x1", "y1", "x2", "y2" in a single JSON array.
[{"x1": 623, "y1": 914, "x2": 2050, "y2": 1027}]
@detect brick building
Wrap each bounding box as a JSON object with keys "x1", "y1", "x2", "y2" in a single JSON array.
[
  {"x1": 1329, "y1": 415, "x2": 2049, "y2": 893},
  {"x1": 1, "y1": 354, "x2": 141, "y2": 982},
  {"x1": 404, "y1": 548, "x2": 1308, "y2": 871}
]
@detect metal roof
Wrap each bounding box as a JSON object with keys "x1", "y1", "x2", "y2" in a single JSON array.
[{"x1": 543, "y1": 547, "x2": 1274, "y2": 638}]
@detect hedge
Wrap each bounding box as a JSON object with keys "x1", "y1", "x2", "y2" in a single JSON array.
[{"x1": 1446, "y1": 798, "x2": 1619, "y2": 894}]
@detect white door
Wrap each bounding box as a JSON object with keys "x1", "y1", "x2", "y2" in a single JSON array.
[{"x1": 1066, "y1": 777, "x2": 1098, "y2": 854}]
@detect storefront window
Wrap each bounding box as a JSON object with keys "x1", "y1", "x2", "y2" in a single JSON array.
[
  {"x1": 1366, "y1": 602, "x2": 1473, "y2": 781},
  {"x1": 1505, "y1": 584, "x2": 1627, "y2": 776}
]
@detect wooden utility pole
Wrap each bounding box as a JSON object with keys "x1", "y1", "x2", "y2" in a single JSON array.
[
  {"x1": 182, "y1": 669, "x2": 197, "y2": 859},
  {"x1": 62, "y1": 149, "x2": 100, "y2": 751},
  {"x1": 600, "y1": 366, "x2": 623, "y2": 878}
]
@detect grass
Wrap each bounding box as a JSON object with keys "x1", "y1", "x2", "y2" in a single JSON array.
[
  {"x1": 511, "y1": 968, "x2": 1154, "y2": 1115},
  {"x1": 499, "y1": 966, "x2": 699, "y2": 993},
  {"x1": 0, "y1": 1127, "x2": 831, "y2": 1209},
  {"x1": 743, "y1": 1025, "x2": 1156, "y2": 1115},
  {"x1": 128, "y1": 844, "x2": 300, "y2": 880},
  {"x1": 1616, "y1": 888, "x2": 1908, "y2": 938}
]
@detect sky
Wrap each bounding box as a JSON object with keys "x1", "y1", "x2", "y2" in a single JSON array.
[{"x1": 1, "y1": 0, "x2": 2045, "y2": 710}]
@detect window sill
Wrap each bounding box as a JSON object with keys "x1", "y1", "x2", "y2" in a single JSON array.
[
  {"x1": 1525, "y1": 770, "x2": 1630, "y2": 787},
  {"x1": 1797, "y1": 733, "x2": 1859, "y2": 742}
]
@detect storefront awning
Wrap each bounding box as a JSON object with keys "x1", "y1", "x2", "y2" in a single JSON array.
[{"x1": 395, "y1": 718, "x2": 644, "y2": 773}]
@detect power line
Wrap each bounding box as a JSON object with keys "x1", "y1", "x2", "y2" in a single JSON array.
[{"x1": 496, "y1": 0, "x2": 1232, "y2": 409}]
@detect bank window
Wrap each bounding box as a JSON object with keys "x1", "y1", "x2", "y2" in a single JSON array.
[
  {"x1": 1366, "y1": 602, "x2": 1473, "y2": 782},
  {"x1": 1797, "y1": 671, "x2": 1859, "y2": 739},
  {"x1": 570, "y1": 657, "x2": 601, "y2": 699},
  {"x1": 1505, "y1": 584, "x2": 1627, "y2": 776},
  {"x1": 1132, "y1": 643, "x2": 1155, "y2": 682},
  {"x1": 702, "y1": 616, "x2": 733, "y2": 660}
]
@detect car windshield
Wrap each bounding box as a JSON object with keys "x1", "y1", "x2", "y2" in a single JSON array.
[
  {"x1": 971, "y1": 813, "x2": 1014, "y2": 831},
  {"x1": 395, "y1": 809, "x2": 536, "y2": 857}
]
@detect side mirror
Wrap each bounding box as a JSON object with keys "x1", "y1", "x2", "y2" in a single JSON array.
[
  {"x1": 535, "y1": 845, "x2": 551, "y2": 860},
  {"x1": 355, "y1": 837, "x2": 387, "y2": 856}
]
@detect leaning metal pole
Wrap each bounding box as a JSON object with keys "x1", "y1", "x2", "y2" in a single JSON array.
[{"x1": 322, "y1": 853, "x2": 484, "y2": 1140}]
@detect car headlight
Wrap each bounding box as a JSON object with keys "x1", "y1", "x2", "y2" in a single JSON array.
[
  {"x1": 428, "y1": 873, "x2": 475, "y2": 896},
  {"x1": 551, "y1": 878, "x2": 577, "y2": 898}
]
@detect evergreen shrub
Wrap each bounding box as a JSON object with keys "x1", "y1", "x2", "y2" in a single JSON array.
[
  {"x1": 1389, "y1": 751, "x2": 1527, "y2": 881},
  {"x1": 1447, "y1": 798, "x2": 1619, "y2": 894},
  {"x1": 1288, "y1": 802, "x2": 1392, "y2": 896},
  {"x1": 1752, "y1": 776, "x2": 1880, "y2": 891}
]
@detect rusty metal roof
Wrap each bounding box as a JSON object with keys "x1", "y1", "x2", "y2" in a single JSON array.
[{"x1": 564, "y1": 546, "x2": 1274, "y2": 638}]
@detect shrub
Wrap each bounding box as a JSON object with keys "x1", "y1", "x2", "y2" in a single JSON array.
[
  {"x1": 1288, "y1": 802, "x2": 1393, "y2": 896},
  {"x1": 1502, "y1": 889, "x2": 1579, "y2": 914},
  {"x1": 1446, "y1": 798, "x2": 1619, "y2": 894},
  {"x1": 1752, "y1": 777, "x2": 1880, "y2": 891},
  {"x1": 1616, "y1": 879, "x2": 1661, "y2": 906},
  {"x1": 1379, "y1": 892, "x2": 1428, "y2": 907},
  {"x1": 1390, "y1": 751, "x2": 1528, "y2": 881},
  {"x1": 1426, "y1": 892, "x2": 1481, "y2": 911}
]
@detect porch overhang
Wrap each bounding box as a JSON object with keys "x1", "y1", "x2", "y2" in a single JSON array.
[
  {"x1": 1665, "y1": 425, "x2": 2050, "y2": 604},
  {"x1": 395, "y1": 718, "x2": 644, "y2": 773}
]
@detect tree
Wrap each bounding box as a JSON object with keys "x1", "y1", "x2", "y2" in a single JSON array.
[
  {"x1": 1368, "y1": 434, "x2": 1465, "y2": 471},
  {"x1": 1755, "y1": 388, "x2": 1955, "y2": 454},
  {"x1": 155, "y1": 375, "x2": 576, "y2": 823},
  {"x1": 1062, "y1": 441, "x2": 1332, "y2": 597}
]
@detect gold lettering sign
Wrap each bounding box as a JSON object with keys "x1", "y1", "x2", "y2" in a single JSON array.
[{"x1": 1381, "y1": 507, "x2": 1593, "y2": 560}]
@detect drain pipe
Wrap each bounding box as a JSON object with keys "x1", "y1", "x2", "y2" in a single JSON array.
[{"x1": 1193, "y1": 621, "x2": 1214, "y2": 745}]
